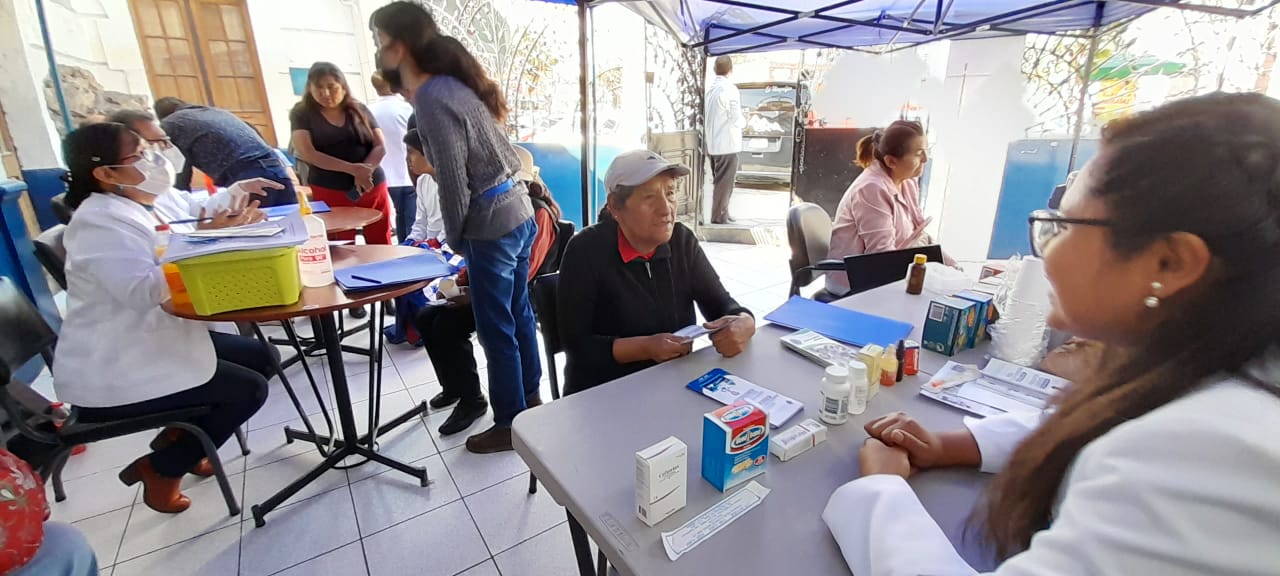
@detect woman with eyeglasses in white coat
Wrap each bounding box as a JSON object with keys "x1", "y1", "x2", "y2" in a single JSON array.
[{"x1": 825, "y1": 92, "x2": 1280, "y2": 575}]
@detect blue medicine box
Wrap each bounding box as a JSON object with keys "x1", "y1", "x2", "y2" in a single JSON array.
[
  {"x1": 922, "y1": 297, "x2": 977, "y2": 356},
  {"x1": 953, "y1": 290, "x2": 996, "y2": 344},
  {"x1": 701, "y1": 401, "x2": 769, "y2": 492}
]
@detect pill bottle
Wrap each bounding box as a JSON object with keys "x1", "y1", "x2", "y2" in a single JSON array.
[{"x1": 819, "y1": 365, "x2": 850, "y2": 425}]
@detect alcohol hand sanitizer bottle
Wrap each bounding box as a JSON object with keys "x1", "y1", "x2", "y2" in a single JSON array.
[{"x1": 296, "y1": 192, "x2": 334, "y2": 287}]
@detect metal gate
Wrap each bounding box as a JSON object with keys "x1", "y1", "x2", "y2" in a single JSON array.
[{"x1": 644, "y1": 21, "x2": 705, "y2": 233}]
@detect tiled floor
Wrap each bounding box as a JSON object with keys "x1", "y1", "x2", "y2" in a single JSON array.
[{"x1": 41, "y1": 241, "x2": 793, "y2": 576}]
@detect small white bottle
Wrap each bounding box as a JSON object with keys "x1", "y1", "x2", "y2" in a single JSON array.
[
  {"x1": 819, "y1": 365, "x2": 850, "y2": 425},
  {"x1": 848, "y1": 360, "x2": 869, "y2": 415},
  {"x1": 295, "y1": 192, "x2": 334, "y2": 287}
]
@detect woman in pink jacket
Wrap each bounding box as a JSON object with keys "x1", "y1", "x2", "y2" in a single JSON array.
[{"x1": 825, "y1": 120, "x2": 952, "y2": 295}]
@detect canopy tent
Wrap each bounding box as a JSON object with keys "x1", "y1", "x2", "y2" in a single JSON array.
[{"x1": 611, "y1": 0, "x2": 1280, "y2": 54}]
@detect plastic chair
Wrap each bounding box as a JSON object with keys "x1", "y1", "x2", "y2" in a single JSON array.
[
  {"x1": 33, "y1": 225, "x2": 68, "y2": 290},
  {"x1": 785, "y1": 203, "x2": 842, "y2": 300},
  {"x1": 525, "y1": 272, "x2": 565, "y2": 496},
  {"x1": 841, "y1": 244, "x2": 944, "y2": 296},
  {"x1": 50, "y1": 194, "x2": 73, "y2": 225},
  {"x1": 0, "y1": 277, "x2": 244, "y2": 516}
]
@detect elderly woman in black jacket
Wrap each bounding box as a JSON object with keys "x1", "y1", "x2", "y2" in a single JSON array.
[{"x1": 557, "y1": 150, "x2": 756, "y2": 395}]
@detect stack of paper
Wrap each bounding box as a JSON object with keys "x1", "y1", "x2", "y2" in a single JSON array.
[{"x1": 161, "y1": 213, "x2": 308, "y2": 263}]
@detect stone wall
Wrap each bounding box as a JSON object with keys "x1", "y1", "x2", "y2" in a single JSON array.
[{"x1": 43, "y1": 65, "x2": 149, "y2": 135}]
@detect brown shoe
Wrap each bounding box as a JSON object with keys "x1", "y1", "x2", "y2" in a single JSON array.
[
  {"x1": 465, "y1": 425, "x2": 513, "y2": 454},
  {"x1": 119, "y1": 456, "x2": 191, "y2": 513},
  {"x1": 525, "y1": 394, "x2": 543, "y2": 409},
  {"x1": 189, "y1": 458, "x2": 214, "y2": 478},
  {"x1": 149, "y1": 427, "x2": 184, "y2": 452}
]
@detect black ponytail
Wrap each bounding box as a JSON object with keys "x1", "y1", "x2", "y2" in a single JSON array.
[{"x1": 62, "y1": 122, "x2": 137, "y2": 209}]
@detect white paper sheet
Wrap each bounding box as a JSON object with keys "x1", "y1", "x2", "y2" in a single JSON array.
[{"x1": 661, "y1": 481, "x2": 770, "y2": 561}]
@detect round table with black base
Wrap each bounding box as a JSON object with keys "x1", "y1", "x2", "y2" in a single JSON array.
[{"x1": 164, "y1": 245, "x2": 432, "y2": 527}]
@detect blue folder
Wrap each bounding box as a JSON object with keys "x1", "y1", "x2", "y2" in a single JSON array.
[
  {"x1": 262, "y1": 201, "x2": 331, "y2": 219},
  {"x1": 335, "y1": 252, "x2": 456, "y2": 291},
  {"x1": 764, "y1": 296, "x2": 913, "y2": 348}
]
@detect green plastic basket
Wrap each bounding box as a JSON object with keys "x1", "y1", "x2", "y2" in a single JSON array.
[{"x1": 176, "y1": 246, "x2": 302, "y2": 316}]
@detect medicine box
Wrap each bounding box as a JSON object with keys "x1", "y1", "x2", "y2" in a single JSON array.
[
  {"x1": 953, "y1": 290, "x2": 996, "y2": 343},
  {"x1": 635, "y1": 436, "x2": 687, "y2": 527},
  {"x1": 702, "y1": 401, "x2": 769, "y2": 492},
  {"x1": 922, "y1": 297, "x2": 977, "y2": 356},
  {"x1": 769, "y1": 419, "x2": 828, "y2": 462}
]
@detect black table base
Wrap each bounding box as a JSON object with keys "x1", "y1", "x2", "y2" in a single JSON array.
[{"x1": 250, "y1": 300, "x2": 431, "y2": 527}]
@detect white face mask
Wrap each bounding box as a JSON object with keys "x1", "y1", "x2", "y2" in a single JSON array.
[
  {"x1": 159, "y1": 146, "x2": 186, "y2": 181},
  {"x1": 122, "y1": 154, "x2": 173, "y2": 196}
]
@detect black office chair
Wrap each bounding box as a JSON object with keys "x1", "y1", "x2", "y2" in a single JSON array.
[
  {"x1": 786, "y1": 203, "x2": 842, "y2": 301},
  {"x1": 50, "y1": 193, "x2": 73, "y2": 225},
  {"x1": 842, "y1": 244, "x2": 945, "y2": 296},
  {"x1": 0, "y1": 277, "x2": 243, "y2": 516},
  {"x1": 33, "y1": 225, "x2": 67, "y2": 290}
]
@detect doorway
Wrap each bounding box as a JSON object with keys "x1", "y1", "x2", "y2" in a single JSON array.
[{"x1": 128, "y1": 0, "x2": 276, "y2": 144}]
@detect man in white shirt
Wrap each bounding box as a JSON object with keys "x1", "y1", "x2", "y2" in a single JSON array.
[
  {"x1": 368, "y1": 71, "x2": 416, "y2": 242},
  {"x1": 704, "y1": 55, "x2": 746, "y2": 224}
]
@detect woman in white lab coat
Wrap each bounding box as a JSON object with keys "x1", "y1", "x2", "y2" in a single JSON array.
[
  {"x1": 53, "y1": 122, "x2": 279, "y2": 514},
  {"x1": 824, "y1": 92, "x2": 1280, "y2": 575}
]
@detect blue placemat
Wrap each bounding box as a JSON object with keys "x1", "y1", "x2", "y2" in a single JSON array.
[
  {"x1": 764, "y1": 296, "x2": 913, "y2": 348},
  {"x1": 262, "y1": 201, "x2": 331, "y2": 219},
  {"x1": 335, "y1": 252, "x2": 456, "y2": 291}
]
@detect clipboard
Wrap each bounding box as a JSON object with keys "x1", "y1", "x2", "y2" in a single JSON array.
[
  {"x1": 262, "y1": 201, "x2": 332, "y2": 219},
  {"x1": 764, "y1": 296, "x2": 913, "y2": 348},
  {"x1": 335, "y1": 252, "x2": 457, "y2": 291}
]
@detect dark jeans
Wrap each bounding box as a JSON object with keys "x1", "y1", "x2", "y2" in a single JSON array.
[
  {"x1": 412, "y1": 303, "x2": 483, "y2": 403},
  {"x1": 76, "y1": 332, "x2": 272, "y2": 477},
  {"x1": 388, "y1": 185, "x2": 417, "y2": 244},
  {"x1": 228, "y1": 156, "x2": 297, "y2": 207},
  {"x1": 462, "y1": 218, "x2": 541, "y2": 427},
  {"x1": 709, "y1": 153, "x2": 739, "y2": 223}
]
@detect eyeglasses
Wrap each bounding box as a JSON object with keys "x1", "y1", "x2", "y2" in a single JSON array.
[{"x1": 1027, "y1": 209, "x2": 1112, "y2": 257}]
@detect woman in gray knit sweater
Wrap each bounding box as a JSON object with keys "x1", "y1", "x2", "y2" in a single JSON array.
[{"x1": 372, "y1": 1, "x2": 540, "y2": 453}]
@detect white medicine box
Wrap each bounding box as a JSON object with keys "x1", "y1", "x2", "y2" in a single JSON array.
[{"x1": 635, "y1": 436, "x2": 687, "y2": 527}]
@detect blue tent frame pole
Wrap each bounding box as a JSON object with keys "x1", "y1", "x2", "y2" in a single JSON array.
[
  {"x1": 577, "y1": 0, "x2": 595, "y2": 225},
  {"x1": 1067, "y1": 3, "x2": 1105, "y2": 173},
  {"x1": 35, "y1": 0, "x2": 73, "y2": 133}
]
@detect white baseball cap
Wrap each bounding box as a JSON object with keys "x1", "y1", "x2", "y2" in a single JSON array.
[
  {"x1": 604, "y1": 149, "x2": 690, "y2": 195},
  {"x1": 514, "y1": 145, "x2": 539, "y2": 181}
]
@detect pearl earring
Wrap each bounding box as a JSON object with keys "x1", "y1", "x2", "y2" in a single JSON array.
[{"x1": 1144, "y1": 281, "x2": 1163, "y2": 309}]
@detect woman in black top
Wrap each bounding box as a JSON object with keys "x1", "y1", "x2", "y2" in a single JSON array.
[
  {"x1": 290, "y1": 61, "x2": 392, "y2": 244},
  {"x1": 557, "y1": 149, "x2": 757, "y2": 395}
]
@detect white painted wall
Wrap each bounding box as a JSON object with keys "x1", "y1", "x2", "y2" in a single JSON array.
[
  {"x1": 923, "y1": 36, "x2": 1031, "y2": 262},
  {"x1": 0, "y1": 0, "x2": 65, "y2": 169},
  {"x1": 247, "y1": 0, "x2": 377, "y2": 146}
]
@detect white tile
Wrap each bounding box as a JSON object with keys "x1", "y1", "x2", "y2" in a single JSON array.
[
  {"x1": 247, "y1": 376, "x2": 330, "y2": 432},
  {"x1": 71, "y1": 507, "x2": 130, "y2": 568},
  {"x1": 116, "y1": 472, "x2": 244, "y2": 562},
  {"x1": 243, "y1": 450, "x2": 348, "y2": 511},
  {"x1": 362, "y1": 501, "x2": 490, "y2": 576},
  {"x1": 390, "y1": 354, "x2": 441, "y2": 389},
  {"x1": 466, "y1": 473, "x2": 565, "y2": 554},
  {"x1": 454, "y1": 560, "x2": 500, "y2": 576},
  {"x1": 439, "y1": 445, "x2": 528, "y2": 496},
  {"x1": 349, "y1": 455, "x2": 459, "y2": 536},
  {"x1": 239, "y1": 488, "x2": 361, "y2": 576},
  {"x1": 48, "y1": 468, "x2": 139, "y2": 524},
  {"x1": 350, "y1": 389, "x2": 423, "y2": 435},
  {"x1": 57, "y1": 432, "x2": 153, "y2": 482},
  {"x1": 493, "y1": 522, "x2": 581, "y2": 576},
  {"x1": 344, "y1": 418, "x2": 439, "y2": 484},
  {"x1": 243, "y1": 414, "x2": 331, "y2": 471},
  {"x1": 272, "y1": 541, "x2": 368, "y2": 576},
  {"x1": 334, "y1": 365, "x2": 406, "y2": 405},
  {"x1": 111, "y1": 523, "x2": 239, "y2": 576}
]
